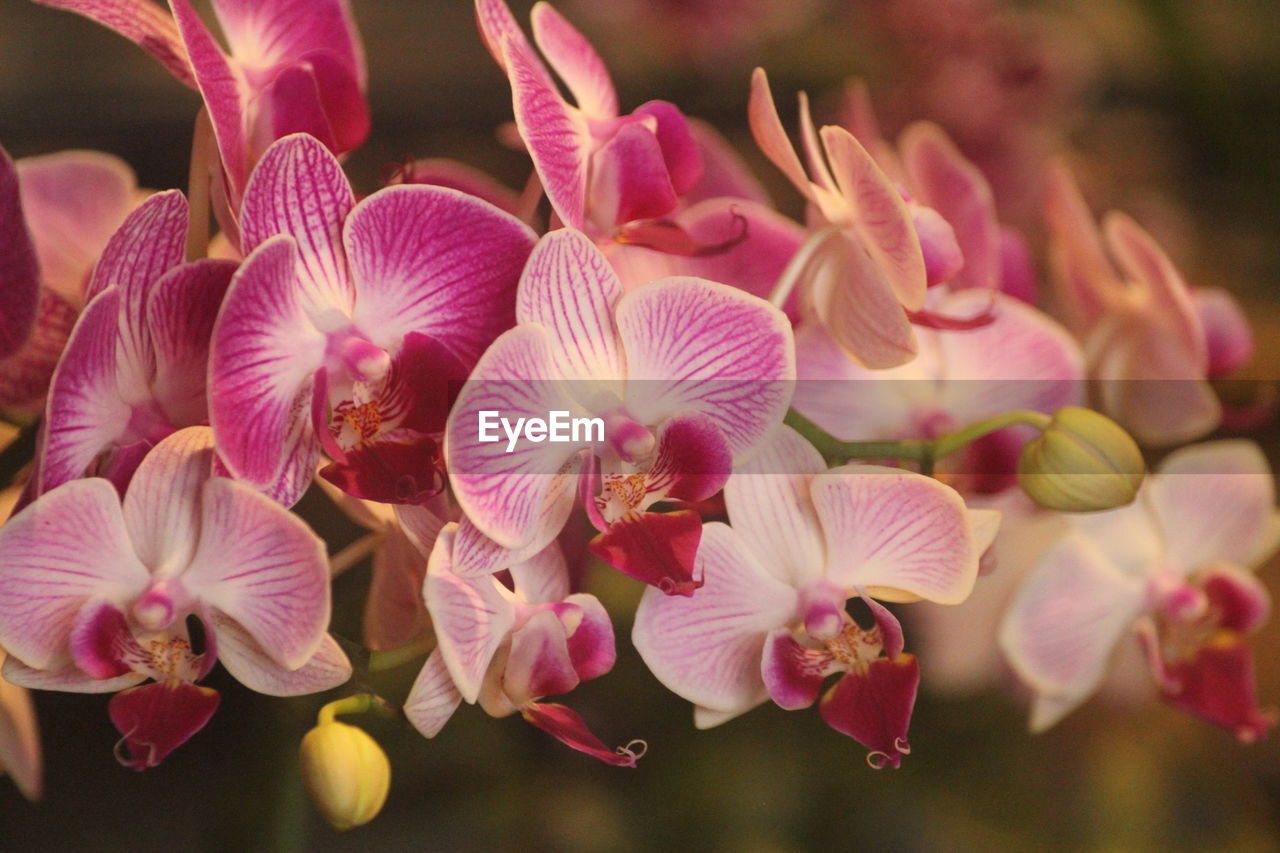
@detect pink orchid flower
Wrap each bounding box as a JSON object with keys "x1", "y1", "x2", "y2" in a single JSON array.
[
  {"x1": 1000, "y1": 441, "x2": 1279, "y2": 740},
  {"x1": 209, "y1": 133, "x2": 536, "y2": 508},
  {"x1": 1044, "y1": 162, "x2": 1233, "y2": 445},
  {"x1": 404, "y1": 523, "x2": 642, "y2": 767},
  {"x1": 792, "y1": 288, "x2": 1084, "y2": 492},
  {"x1": 35, "y1": 0, "x2": 369, "y2": 241},
  {"x1": 36, "y1": 189, "x2": 235, "y2": 497},
  {"x1": 0, "y1": 427, "x2": 351, "y2": 769},
  {"x1": 748, "y1": 68, "x2": 928, "y2": 369},
  {"x1": 0, "y1": 145, "x2": 141, "y2": 411},
  {"x1": 475, "y1": 0, "x2": 713, "y2": 247},
  {"x1": 446, "y1": 228, "x2": 794, "y2": 594},
  {"x1": 633, "y1": 426, "x2": 999, "y2": 767}
]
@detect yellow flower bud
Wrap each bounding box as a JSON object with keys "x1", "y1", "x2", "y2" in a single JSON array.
[
  {"x1": 1017, "y1": 407, "x2": 1145, "y2": 512},
  {"x1": 300, "y1": 721, "x2": 391, "y2": 832}
]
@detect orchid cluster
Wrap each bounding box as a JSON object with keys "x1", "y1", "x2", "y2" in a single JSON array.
[{"x1": 0, "y1": 0, "x2": 1271, "y2": 830}]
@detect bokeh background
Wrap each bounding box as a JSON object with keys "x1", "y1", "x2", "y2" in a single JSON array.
[{"x1": 3, "y1": 1, "x2": 1280, "y2": 850}]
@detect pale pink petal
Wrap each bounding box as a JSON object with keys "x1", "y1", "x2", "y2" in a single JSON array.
[
  {"x1": 424, "y1": 525, "x2": 517, "y2": 703},
  {"x1": 33, "y1": 0, "x2": 193, "y2": 85},
  {"x1": 345, "y1": 185, "x2": 535, "y2": 359},
  {"x1": 0, "y1": 145, "x2": 40, "y2": 361},
  {"x1": 1043, "y1": 162, "x2": 1118, "y2": 330},
  {"x1": 682, "y1": 118, "x2": 771, "y2": 206},
  {"x1": 170, "y1": 0, "x2": 250, "y2": 195},
  {"x1": 120, "y1": 426, "x2": 216, "y2": 574},
  {"x1": 529, "y1": 1, "x2": 616, "y2": 119},
  {"x1": 509, "y1": 542, "x2": 571, "y2": 605},
  {"x1": 747, "y1": 68, "x2": 813, "y2": 204},
  {"x1": 900, "y1": 122, "x2": 1000, "y2": 291},
  {"x1": 819, "y1": 125, "x2": 926, "y2": 311},
  {"x1": 0, "y1": 656, "x2": 42, "y2": 800},
  {"x1": 503, "y1": 30, "x2": 592, "y2": 231},
  {"x1": 404, "y1": 648, "x2": 462, "y2": 738},
  {"x1": 932, "y1": 290, "x2": 1085, "y2": 423},
  {"x1": 515, "y1": 229, "x2": 623, "y2": 381},
  {"x1": 1, "y1": 655, "x2": 144, "y2": 694},
  {"x1": 632, "y1": 522, "x2": 796, "y2": 714},
  {"x1": 1103, "y1": 212, "x2": 1205, "y2": 364},
  {"x1": 562, "y1": 593, "x2": 614, "y2": 682},
  {"x1": 0, "y1": 290, "x2": 78, "y2": 412},
  {"x1": 212, "y1": 614, "x2": 351, "y2": 696},
  {"x1": 803, "y1": 230, "x2": 918, "y2": 370},
  {"x1": 445, "y1": 326, "x2": 582, "y2": 549},
  {"x1": 450, "y1": 515, "x2": 551, "y2": 577},
  {"x1": 146, "y1": 259, "x2": 236, "y2": 427},
  {"x1": 0, "y1": 478, "x2": 149, "y2": 670},
  {"x1": 38, "y1": 288, "x2": 130, "y2": 494},
  {"x1": 1148, "y1": 441, "x2": 1276, "y2": 573},
  {"x1": 998, "y1": 534, "x2": 1146, "y2": 731},
  {"x1": 208, "y1": 236, "x2": 326, "y2": 505},
  {"x1": 475, "y1": 0, "x2": 539, "y2": 76},
  {"x1": 1192, "y1": 287, "x2": 1253, "y2": 378},
  {"x1": 616, "y1": 276, "x2": 794, "y2": 457},
  {"x1": 363, "y1": 525, "x2": 429, "y2": 651},
  {"x1": 723, "y1": 425, "x2": 827, "y2": 589},
  {"x1": 1068, "y1": 497, "x2": 1164, "y2": 580},
  {"x1": 674, "y1": 199, "x2": 805, "y2": 307},
  {"x1": 184, "y1": 477, "x2": 330, "y2": 669},
  {"x1": 84, "y1": 188, "x2": 186, "y2": 305},
  {"x1": 239, "y1": 133, "x2": 355, "y2": 315},
  {"x1": 811, "y1": 467, "x2": 979, "y2": 604}
]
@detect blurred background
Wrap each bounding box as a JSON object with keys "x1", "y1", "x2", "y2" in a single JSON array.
[{"x1": 3, "y1": 0, "x2": 1280, "y2": 850}]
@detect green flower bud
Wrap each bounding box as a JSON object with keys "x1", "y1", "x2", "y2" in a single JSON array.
[
  {"x1": 1017, "y1": 407, "x2": 1145, "y2": 512},
  {"x1": 300, "y1": 720, "x2": 390, "y2": 832}
]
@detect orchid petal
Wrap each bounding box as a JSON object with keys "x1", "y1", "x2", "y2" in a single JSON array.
[
  {"x1": 239, "y1": 134, "x2": 355, "y2": 314},
  {"x1": 0, "y1": 290, "x2": 78, "y2": 412},
  {"x1": 345, "y1": 184, "x2": 534, "y2": 358},
  {"x1": 761, "y1": 628, "x2": 837, "y2": 710},
  {"x1": 33, "y1": 0, "x2": 193, "y2": 85},
  {"x1": 169, "y1": 0, "x2": 250, "y2": 195},
  {"x1": 363, "y1": 525, "x2": 430, "y2": 651},
  {"x1": 563, "y1": 593, "x2": 614, "y2": 682},
  {"x1": 145, "y1": 259, "x2": 236, "y2": 427},
  {"x1": 404, "y1": 648, "x2": 463, "y2": 738},
  {"x1": 209, "y1": 235, "x2": 326, "y2": 505},
  {"x1": 185, "y1": 477, "x2": 330, "y2": 670},
  {"x1": 998, "y1": 534, "x2": 1145, "y2": 731},
  {"x1": 632, "y1": 522, "x2": 796, "y2": 714},
  {"x1": 1148, "y1": 441, "x2": 1276, "y2": 573},
  {"x1": 425, "y1": 525, "x2": 517, "y2": 704},
  {"x1": 259, "y1": 63, "x2": 338, "y2": 153},
  {"x1": 804, "y1": 230, "x2": 918, "y2": 370},
  {"x1": 1202, "y1": 565, "x2": 1271, "y2": 634},
  {"x1": 589, "y1": 509, "x2": 704, "y2": 596},
  {"x1": 1161, "y1": 633, "x2": 1274, "y2": 743},
  {"x1": 520, "y1": 701, "x2": 644, "y2": 767},
  {"x1": 1, "y1": 655, "x2": 144, "y2": 694},
  {"x1": 1192, "y1": 287, "x2": 1253, "y2": 378},
  {"x1": 747, "y1": 68, "x2": 813, "y2": 204},
  {"x1": 724, "y1": 425, "x2": 827, "y2": 589},
  {"x1": 85, "y1": 189, "x2": 186, "y2": 308},
  {"x1": 475, "y1": 0, "x2": 540, "y2": 77},
  {"x1": 819, "y1": 125, "x2": 926, "y2": 311},
  {"x1": 529, "y1": 1, "x2": 616, "y2": 119},
  {"x1": 446, "y1": 325, "x2": 582, "y2": 549},
  {"x1": 900, "y1": 122, "x2": 1001, "y2": 291},
  {"x1": 0, "y1": 656, "x2": 42, "y2": 800},
  {"x1": 110, "y1": 680, "x2": 220, "y2": 770},
  {"x1": 504, "y1": 609, "x2": 579, "y2": 704},
  {"x1": 811, "y1": 467, "x2": 980, "y2": 604},
  {"x1": 683, "y1": 118, "x2": 771, "y2": 205},
  {"x1": 502, "y1": 30, "x2": 592, "y2": 231},
  {"x1": 69, "y1": 598, "x2": 136, "y2": 679},
  {"x1": 39, "y1": 288, "x2": 130, "y2": 494},
  {"x1": 674, "y1": 199, "x2": 805, "y2": 307},
  {"x1": 450, "y1": 515, "x2": 550, "y2": 577},
  {"x1": 120, "y1": 426, "x2": 217, "y2": 575},
  {"x1": 617, "y1": 277, "x2": 794, "y2": 457},
  {"x1": 633, "y1": 100, "x2": 703, "y2": 197},
  {"x1": 516, "y1": 229, "x2": 623, "y2": 381},
  {"x1": 390, "y1": 158, "x2": 521, "y2": 215},
  {"x1": 819, "y1": 655, "x2": 919, "y2": 769},
  {"x1": 509, "y1": 542, "x2": 571, "y2": 605},
  {"x1": 589, "y1": 122, "x2": 681, "y2": 229},
  {"x1": 0, "y1": 478, "x2": 149, "y2": 670},
  {"x1": 1043, "y1": 162, "x2": 1118, "y2": 329},
  {"x1": 213, "y1": 615, "x2": 351, "y2": 696},
  {"x1": 0, "y1": 146, "x2": 39, "y2": 361},
  {"x1": 211, "y1": 0, "x2": 365, "y2": 86}
]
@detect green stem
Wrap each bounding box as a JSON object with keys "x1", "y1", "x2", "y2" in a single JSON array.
[
  {"x1": 368, "y1": 635, "x2": 435, "y2": 673},
  {"x1": 317, "y1": 692, "x2": 389, "y2": 726},
  {"x1": 930, "y1": 410, "x2": 1052, "y2": 458}
]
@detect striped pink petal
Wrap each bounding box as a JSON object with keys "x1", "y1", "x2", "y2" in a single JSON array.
[
  {"x1": 404, "y1": 648, "x2": 462, "y2": 738},
  {"x1": 529, "y1": 1, "x2": 616, "y2": 119},
  {"x1": 84, "y1": 189, "x2": 186, "y2": 305},
  {"x1": 120, "y1": 427, "x2": 217, "y2": 576},
  {"x1": 0, "y1": 145, "x2": 39, "y2": 361},
  {"x1": 616, "y1": 276, "x2": 794, "y2": 457},
  {"x1": 345, "y1": 184, "x2": 535, "y2": 360},
  {"x1": 212, "y1": 613, "x2": 351, "y2": 696},
  {"x1": 211, "y1": 0, "x2": 365, "y2": 87}
]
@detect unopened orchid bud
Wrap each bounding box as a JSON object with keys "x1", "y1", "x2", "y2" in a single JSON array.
[
  {"x1": 300, "y1": 719, "x2": 391, "y2": 832},
  {"x1": 1017, "y1": 407, "x2": 1144, "y2": 512}
]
